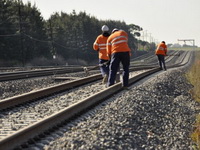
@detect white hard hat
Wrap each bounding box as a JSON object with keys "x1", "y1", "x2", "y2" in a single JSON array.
[
  {"x1": 101, "y1": 25, "x2": 109, "y2": 32},
  {"x1": 111, "y1": 28, "x2": 119, "y2": 33}
]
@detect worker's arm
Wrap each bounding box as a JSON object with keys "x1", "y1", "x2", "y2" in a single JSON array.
[
  {"x1": 93, "y1": 36, "x2": 100, "y2": 51},
  {"x1": 106, "y1": 41, "x2": 111, "y2": 58},
  {"x1": 93, "y1": 42, "x2": 99, "y2": 51}
]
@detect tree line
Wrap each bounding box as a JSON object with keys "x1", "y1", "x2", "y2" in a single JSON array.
[{"x1": 0, "y1": 0, "x2": 155, "y2": 67}]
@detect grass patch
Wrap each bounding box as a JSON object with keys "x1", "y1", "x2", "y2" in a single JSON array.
[
  {"x1": 186, "y1": 53, "x2": 200, "y2": 102},
  {"x1": 185, "y1": 51, "x2": 200, "y2": 149}
]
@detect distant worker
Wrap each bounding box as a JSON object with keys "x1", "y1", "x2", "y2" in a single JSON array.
[
  {"x1": 155, "y1": 41, "x2": 168, "y2": 70},
  {"x1": 93, "y1": 25, "x2": 110, "y2": 84},
  {"x1": 106, "y1": 28, "x2": 131, "y2": 89}
]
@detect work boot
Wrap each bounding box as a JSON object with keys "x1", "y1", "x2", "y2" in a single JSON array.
[
  {"x1": 102, "y1": 74, "x2": 108, "y2": 84},
  {"x1": 123, "y1": 86, "x2": 130, "y2": 90}
]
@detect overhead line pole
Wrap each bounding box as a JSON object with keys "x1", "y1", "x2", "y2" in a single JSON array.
[{"x1": 177, "y1": 39, "x2": 195, "y2": 50}]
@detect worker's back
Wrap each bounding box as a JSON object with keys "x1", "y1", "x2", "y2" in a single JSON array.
[
  {"x1": 93, "y1": 34, "x2": 109, "y2": 60},
  {"x1": 155, "y1": 42, "x2": 167, "y2": 55},
  {"x1": 107, "y1": 30, "x2": 131, "y2": 55}
]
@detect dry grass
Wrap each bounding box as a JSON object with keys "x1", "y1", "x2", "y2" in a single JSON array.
[
  {"x1": 186, "y1": 51, "x2": 200, "y2": 149},
  {"x1": 191, "y1": 115, "x2": 200, "y2": 150},
  {"x1": 186, "y1": 62, "x2": 200, "y2": 102}
]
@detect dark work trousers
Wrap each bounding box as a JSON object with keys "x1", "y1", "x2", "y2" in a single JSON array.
[
  {"x1": 108, "y1": 52, "x2": 130, "y2": 87},
  {"x1": 157, "y1": 54, "x2": 166, "y2": 70},
  {"x1": 99, "y1": 59, "x2": 109, "y2": 76}
]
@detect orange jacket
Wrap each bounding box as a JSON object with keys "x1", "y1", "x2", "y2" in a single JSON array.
[
  {"x1": 106, "y1": 30, "x2": 131, "y2": 55},
  {"x1": 93, "y1": 34, "x2": 109, "y2": 60},
  {"x1": 155, "y1": 43, "x2": 167, "y2": 55}
]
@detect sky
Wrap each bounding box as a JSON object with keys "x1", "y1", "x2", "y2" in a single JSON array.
[{"x1": 22, "y1": 0, "x2": 200, "y2": 47}]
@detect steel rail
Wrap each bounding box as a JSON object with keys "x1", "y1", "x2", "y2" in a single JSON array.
[
  {"x1": 0, "y1": 66, "x2": 153, "y2": 110},
  {"x1": 130, "y1": 50, "x2": 182, "y2": 66},
  {"x1": 0, "y1": 65, "x2": 151, "y2": 82},
  {"x1": 0, "y1": 51, "x2": 187, "y2": 110},
  {"x1": 0, "y1": 51, "x2": 193, "y2": 150},
  {"x1": 0, "y1": 51, "x2": 180, "y2": 82},
  {"x1": 0, "y1": 68, "x2": 160, "y2": 150},
  {"x1": 0, "y1": 73, "x2": 102, "y2": 110},
  {"x1": 0, "y1": 67, "x2": 84, "y2": 82}
]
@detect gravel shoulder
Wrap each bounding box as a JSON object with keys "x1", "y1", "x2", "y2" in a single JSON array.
[{"x1": 42, "y1": 67, "x2": 199, "y2": 150}]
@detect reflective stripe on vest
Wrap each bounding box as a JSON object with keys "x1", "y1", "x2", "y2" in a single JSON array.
[
  {"x1": 158, "y1": 46, "x2": 165, "y2": 51},
  {"x1": 94, "y1": 43, "x2": 107, "y2": 50},
  {"x1": 110, "y1": 36, "x2": 128, "y2": 45}
]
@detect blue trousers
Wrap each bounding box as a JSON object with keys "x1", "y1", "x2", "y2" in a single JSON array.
[
  {"x1": 108, "y1": 52, "x2": 130, "y2": 87},
  {"x1": 157, "y1": 54, "x2": 166, "y2": 70},
  {"x1": 99, "y1": 59, "x2": 109, "y2": 76}
]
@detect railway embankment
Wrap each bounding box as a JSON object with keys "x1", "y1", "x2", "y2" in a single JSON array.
[{"x1": 39, "y1": 67, "x2": 199, "y2": 149}]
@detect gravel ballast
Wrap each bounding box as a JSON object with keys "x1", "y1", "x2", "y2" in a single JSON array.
[
  {"x1": 30, "y1": 67, "x2": 199, "y2": 150},
  {"x1": 0, "y1": 71, "x2": 94, "y2": 100}
]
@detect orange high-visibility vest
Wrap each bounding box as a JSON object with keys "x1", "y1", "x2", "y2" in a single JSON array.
[
  {"x1": 155, "y1": 43, "x2": 167, "y2": 55},
  {"x1": 106, "y1": 30, "x2": 131, "y2": 55},
  {"x1": 93, "y1": 35, "x2": 109, "y2": 60}
]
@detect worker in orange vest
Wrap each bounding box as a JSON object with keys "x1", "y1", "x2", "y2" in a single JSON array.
[
  {"x1": 155, "y1": 41, "x2": 168, "y2": 70},
  {"x1": 106, "y1": 28, "x2": 131, "y2": 89},
  {"x1": 93, "y1": 25, "x2": 110, "y2": 84}
]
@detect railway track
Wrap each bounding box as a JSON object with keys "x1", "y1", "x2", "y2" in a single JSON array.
[
  {"x1": 0, "y1": 49, "x2": 184, "y2": 110},
  {"x1": 0, "y1": 50, "x2": 180, "y2": 82},
  {"x1": 0, "y1": 50, "x2": 192, "y2": 150},
  {"x1": 0, "y1": 66, "x2": 84, "y2": 82}
]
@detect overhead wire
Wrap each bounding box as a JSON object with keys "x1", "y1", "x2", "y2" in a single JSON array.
[
  {"x1": 0, "y1": 31, "x2": 74, "y2": 50},
  {"x1": 22, "y1": 33, "x2": 50, "y2": 43},
  {"x1": 0, "y1": 33, "x2": 20, "y2": 37},
  {"x1": 23, "y1": 33, "x2": 69, "y2": 49}
]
